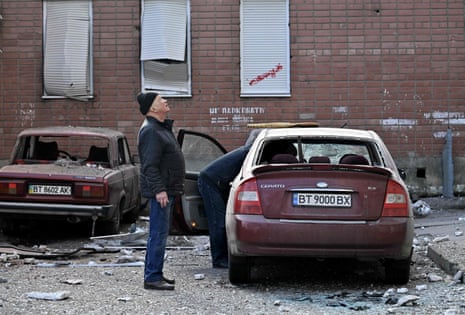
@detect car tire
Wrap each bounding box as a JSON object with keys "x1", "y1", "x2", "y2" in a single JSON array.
[
  {"x1": 228, "y1": 253, "x2": 251, "y2": 284},
  {"x1": 384, "y1": 255, "x2": 412, "y2": 284},
  {"x1": 98, "y1": 203, "x2": 121, "y2": 235}
]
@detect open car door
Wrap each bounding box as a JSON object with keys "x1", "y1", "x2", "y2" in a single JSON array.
[{"x1": 171, "y1": 130, "x2": 227, "y2": 235}]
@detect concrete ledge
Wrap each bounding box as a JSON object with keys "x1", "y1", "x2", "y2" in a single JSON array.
[{"x1": 427, "y1": 241, "x2": 465, "y2": 275}]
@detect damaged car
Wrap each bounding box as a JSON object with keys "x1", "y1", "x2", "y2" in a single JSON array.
[
  {"x1": 176, "y1": 125, "x2": 414, "y2": 285},
  {"x1": 0, "y1": 126, "x2": 142, "y2": 236}
]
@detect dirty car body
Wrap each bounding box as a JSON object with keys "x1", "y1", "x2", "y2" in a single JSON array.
[
  {"x1": 0, "y1": 126, "x2": 141, "y2": 236},
  {"x1": 224, "y1": 127, "x2": 414, "y2": 285}
]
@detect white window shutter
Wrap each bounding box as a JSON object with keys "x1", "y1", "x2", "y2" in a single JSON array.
[
  {"x1": 241, "y1": 0, "x2": 290, "y2": 97},
  {"x1": 141, "y1": 0, "x2": 187, "y2": 61},
  {"x1": 44, "y1": 1, "x2": 91, "y2": 99},
  {"x1": 143, "y1": 60, "x2": 189, "y2": 93},
  {"x1": 141, "y1": 0, "x2": 191, "y2": 96}
]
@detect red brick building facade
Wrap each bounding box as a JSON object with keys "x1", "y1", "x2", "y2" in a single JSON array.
[{"x1": 1, "y1": 0, "x2": 464, "y2": 197}]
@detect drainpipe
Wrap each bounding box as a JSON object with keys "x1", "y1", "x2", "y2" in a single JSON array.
[{"x1": 442, "y1": 128, "x2": 454, "y2": 198}]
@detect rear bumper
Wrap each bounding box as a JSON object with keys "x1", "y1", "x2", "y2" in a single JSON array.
[
  {"x1": 226, "y1": 214, "x2": 414, "y2": 260},
  {"x1": 0, "y1": 201, "x2": 113, "y2": 218}
]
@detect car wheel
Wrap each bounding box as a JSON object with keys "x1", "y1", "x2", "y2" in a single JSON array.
[
  {"x1": 98, "y1": 203, "x2": 121, "y2": 235},
  {"x1": 228, "y1": 252, "x2": 251, "y2": 284},
  {"x1": 384, "y1": 256, "x2": 412, "y2": 284}
]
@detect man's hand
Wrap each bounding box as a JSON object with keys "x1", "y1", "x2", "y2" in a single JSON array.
[{"x1": 156, "y1": 191, "x2": 169, "y2": 208}]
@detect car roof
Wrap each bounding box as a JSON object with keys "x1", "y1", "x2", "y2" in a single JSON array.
[
  {"x1": 257, "y1": 127, "x2": 380, "y2": 141},
  {"x1": 17, "y1": 126, "x2": 124, "y2": 139}
]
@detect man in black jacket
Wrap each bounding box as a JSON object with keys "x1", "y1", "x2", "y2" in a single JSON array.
[
  {"x1": 197, "y1": 129, "x2": 261, "y2": 268},
  {"x1": 137, "y1": 92, "x2": 185, "y2": 291}
]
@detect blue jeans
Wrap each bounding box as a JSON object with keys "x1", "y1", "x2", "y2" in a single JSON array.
[
  {"x1": 144, "y1": 197, "x2": 174, "y2": 282},
  {"x1": 198, "y1": 175, "x2": 228, "y2": 266},
  {"x1": 197, "y1": 145, "x2": 250, "y2": 266}
]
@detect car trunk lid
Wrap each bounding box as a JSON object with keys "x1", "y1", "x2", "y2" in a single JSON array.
[
  {"x1": 253, "y1": 164, "x2": 392, "y2": 221},
  {"x1": 0, "y1": 164, "x2": 113, "y2": 203}
]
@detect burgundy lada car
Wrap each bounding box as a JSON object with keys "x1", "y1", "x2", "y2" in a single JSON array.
[{"x1": 0, "y1": 126, "x2": 142, "y2": 236}]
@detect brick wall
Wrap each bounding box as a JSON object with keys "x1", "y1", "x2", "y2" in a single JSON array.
[{"x1": 1, "y1": 0, "x2": 465, "y2": 196}]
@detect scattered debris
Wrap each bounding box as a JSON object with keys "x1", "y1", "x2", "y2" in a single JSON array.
[
  {"x1": 362, "y1": 290, "x2": 384, "y2": 298},
  {"x1": 36, "y1": 261, "x2": 72, "y2": 268},
  {"x1": 428, "y1": 273, "x2": 443, "y2": 282},
  {"x1": 453, "y1": 270, "x2": 463, "y2": 283},
  {"x1": 0, "y1": 253, "x2": 20, "y2": 262},
  {"x1": 394, "y1": 294, "x2": 420, "y2": 306},
  {"x1": 26, "y1": 291, "x2": 71, "y2": 301},
  {"x1": 0, "y1": 243, "x2": 120, "y2": 259},
  {"x1": 24, "y1": 258, "x2": 36, "y2": 264},
  {"x1": 36, "y1": 261, "x2": 144, "y2": 268},
  {"x1": 116, "y1": 255, "x2": 144, "y2": 264},
  {"x1": 348, "y1": 302, "x2": 370, "y2": 311},
  {"x1": 433, "y1": 235, "x2": 450, "y2": 243},
  {"x1": 444, "y1": 308, "x2": 459, "y2": 315},
  {"x1": 383, "y1": 288, "x2": 396, "y2": 298},
  {"x1": 397, "y1": 287, "x2": 409, "y2": 294},
  {"x1": 81, "y1": 261, "x2": 144, "y2": 268},
  {"x1": 413, "y1": 200, "x2": 431, "y2": 217},
  {"x1": 2, "y1": 211, "x2": 463, "y2": 314},
  {"x1": 61, "y1": 279, "x2": 83, "y2": 285},
  {"x1": 90, "y1": 226, "x2": 148, "y2": 247},
  {"x1": 194, "y1": 273, "x2": 205, "y2": 280}
]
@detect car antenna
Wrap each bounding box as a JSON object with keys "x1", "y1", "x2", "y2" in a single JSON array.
[{"x1": 340, "y1": 122, "x2": 347, "y2": 128}]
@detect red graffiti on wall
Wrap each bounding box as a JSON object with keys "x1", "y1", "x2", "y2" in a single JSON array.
[{"x1": 248, "y1": 63, "x2": 283, "y2": 86}]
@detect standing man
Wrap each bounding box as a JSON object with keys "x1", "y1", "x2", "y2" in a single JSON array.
[{"x1": 137, "y1": 92, "x2": 185, "y2": 291}]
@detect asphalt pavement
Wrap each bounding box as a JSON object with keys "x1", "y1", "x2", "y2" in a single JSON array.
[{"x1": 414, "y1": 197, "x2": 465, "y2": 276}]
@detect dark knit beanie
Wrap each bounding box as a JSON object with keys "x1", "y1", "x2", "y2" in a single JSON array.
[{"x1": 137, "y1": 92, "x2": 158, "y2": 116}]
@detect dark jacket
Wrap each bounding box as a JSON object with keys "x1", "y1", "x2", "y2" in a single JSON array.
[
  {"x1": 138, "y1": 117, "x2": 185, "y2": 198},
  {"x1": 199, "y1": 145, "x2": 251, "y2": 200}
]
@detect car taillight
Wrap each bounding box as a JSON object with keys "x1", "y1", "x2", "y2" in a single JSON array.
[
  {"x1": 234, "y1": 178, "x2": 263, "y2": 215},
  {"x1": 381, "y1": 179, "x2": 410, "y2": 217},
  {"x1": 75, "y1": 183, "x2": 105, "y2": 198},
  {"x1": 0, "y1": 181, "x2": 26, "y2": 196}
]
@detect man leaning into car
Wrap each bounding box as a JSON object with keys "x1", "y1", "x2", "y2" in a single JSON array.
[
  {"x1": 198, "y1": 146, "x2": 251, "y2": 268},
  {"x1": 197, "y1": 130, "x2": 261, "y2": 268},
  {"x1": 137, "y1": 92, "x2": 185, "y2": 291}
]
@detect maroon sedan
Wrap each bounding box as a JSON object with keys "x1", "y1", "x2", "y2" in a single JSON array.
[{"x1": 225, "y1": 127, "x2": 413, "y2": 284}]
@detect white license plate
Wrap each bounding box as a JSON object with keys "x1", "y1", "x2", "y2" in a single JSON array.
[
  {"x1": 28, "y1": 184, "x2": 72, "y2": 196},
  {"x1": 293, "y1": 192, "x2": 351, "y2": 207}
]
